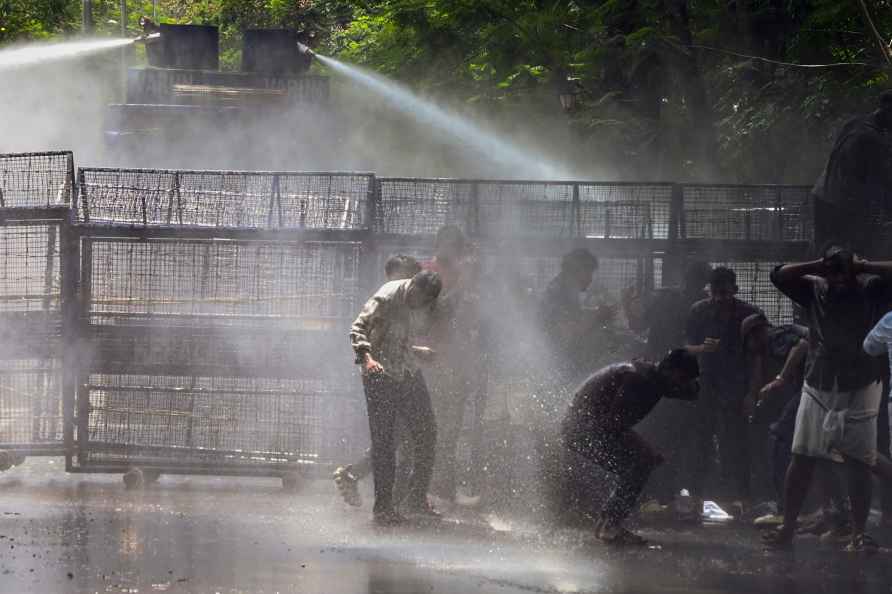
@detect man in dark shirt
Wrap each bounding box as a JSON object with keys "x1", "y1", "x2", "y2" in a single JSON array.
[
  {"x1": 627, "y1": 261, "x2": 713, "y2": 359},
  {"x1": 538, "y1": 248, "x2": 615, "y2": 416},
  {"x1": 686, "y1": 267, "x2": 762, "y2": 501},
  {"x1": 766, "y1": 245, "x2": 892, "y2": 552},
  {"x1": 561, "y1": 349, "x2": 700, "y2": 545}
]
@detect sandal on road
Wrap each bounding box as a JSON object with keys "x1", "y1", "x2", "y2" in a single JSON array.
[
  {"x1": 761, "y1": 527, "x2": 793, "y2": 550},
  {"x1": 598, "y1": 524, "x2": 648, "y2": 547},
  {"x1": 845, "y1": 533, "x2": 879, "y2": 555},
  {"x1": 333, "y1": 466, "x2": 363, "y2": 508}
]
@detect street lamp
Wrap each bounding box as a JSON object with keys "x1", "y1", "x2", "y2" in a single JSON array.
[{"x1": 557, "y1": 75, "x2": 581, "y2": 112}]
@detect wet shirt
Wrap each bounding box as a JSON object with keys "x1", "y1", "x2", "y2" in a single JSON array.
[
  {"x1": 422, "y1": 257, "x2": 480, "y2": 372},
  {"x1": 771, "y1": 268, "x2": 888, "y2": 392},
  {"x1": 562, "y1": 361, "x2": 695, "y2": 439},
  {"x1": 764, "y1": 324, "x2": 809, "y2": 379},
  {"x1": 686, "y1": 297, "x2": 761, "y2": 403},
  {"x1": 540, "y1": 272, "x2": 582, "y2": 343},
  {"x1": 350, "y1": 279, "x2": 420, "y2": 379},
  {"x1": 539, "y1": 272, "x2": 588, "y2": 377}
]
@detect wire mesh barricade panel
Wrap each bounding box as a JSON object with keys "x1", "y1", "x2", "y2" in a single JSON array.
[
  {"x1": 0, "y1": 152, "x2": 74, "y2": 207},
  {"x1": 81, "y1": 375, "x2": 366, "y2": 471},
  {"x1": 376, "y1": 179, "x2": 475, "y2": 235},
  {"x1": 476, "y1": 182, "x2": 575, "y2": 238},
  {"x1": 0, "y1": 222, "x2": 64, "y2": 451},
  {"x1": 578, "y1": 183, "x2": 674, "y2": 239},
  {"x1": 682, "y1": 185, "x2": 812, "y2": 241},
  {"x1": 0, "y1": 359, "x2": 63, "y2": 448},
  {"x1": 78, "y1": 168, "x2": 373, "y2": 229},
  {"x1": 78, "y1": 236, "x2": 365, "y2": 472},
  {"x1": 87, "y1": 239, "x2": 360, "y2": 323}
]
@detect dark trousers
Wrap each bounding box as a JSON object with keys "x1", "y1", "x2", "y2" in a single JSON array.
[
  {"x1": 567, "y1": 430, "x2": 659, "y2": 525},
  {"x1": 427, "y1": 365, "x2": 474, "y2": 501},
  {"x1": 639, "y1": 399, "x2": 696, "y2": 503},
  {"x1": 770, "y1": 434, "x2": 791, "y2": 513},
  {"x1": 688, "y1": 386, "x2": 751, "y2": 499},
  {"x1": 362, "y1": 371, "x2": 436, "y2": 515},
  {"x1": 349, "y1": 422, "x2": 413, "y2": 503}
]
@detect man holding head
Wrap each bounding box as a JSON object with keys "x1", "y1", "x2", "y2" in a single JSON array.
[{"x1": 766, "y1": 245, "x2": 892, "y2": 552}]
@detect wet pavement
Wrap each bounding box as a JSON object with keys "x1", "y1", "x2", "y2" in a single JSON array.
[{"x1": 1, "y1": 459, "x2": 890, "y2": 594}]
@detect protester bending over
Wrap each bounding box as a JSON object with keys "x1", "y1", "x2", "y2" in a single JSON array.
[
  {"x1": 334, "y1": 255, "x2": 422, "y2": 508},
  {"x1": 561, "y1": 349, "x2": 701, "y2": 545},
  {"x1": 350, "y1": 269, "x2": 442, "y2": 526}
]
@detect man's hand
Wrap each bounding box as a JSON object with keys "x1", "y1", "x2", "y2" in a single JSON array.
[
  {"x1": 700, "y1": 337, "x2": 720, "y2": 353},
  {"x1": 411, "y1": 346, "x2": 436, "y2": 361},
  {"x1": 854, "y1": 254, "x2": 868, "y2": 273},
  {"x1": 759, "y1": 376, "x2": 786, "y2": 400},
  {"x1": 595, "y1": 303, "x2": 618, "y2": 326},
  {"x1": 364, "y1": 353, "x2": 384, "y2": 375}
]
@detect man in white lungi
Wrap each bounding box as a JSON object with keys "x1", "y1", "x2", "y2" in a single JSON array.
[{"x1": 765, "y1": 245, "x2": 892, "y2": 553}]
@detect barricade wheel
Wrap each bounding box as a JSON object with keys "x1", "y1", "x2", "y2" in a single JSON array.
[
  {"x1": 282, "y1": 471, "x2": 304, "y2": 493},
  {"x1": 123, "y1": 468, "x2": 145, "y2": 490},
  {"x1": 143, "y1": 470, "x2": 161, "y2": 484},
  {"x1": 11, "y1": 453, "x2": 26, "y2": 467},
  {"x1": 0, "y1": 451, "x2": 13, "y2": 472}
]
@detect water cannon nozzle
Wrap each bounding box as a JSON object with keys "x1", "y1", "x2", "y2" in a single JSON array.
[
  {"x1": 297, "y1": 43, "x2": 316, "y2": 59},
  {"x1": 135, "y1": 16, "x2": 161, "y2": 42}
]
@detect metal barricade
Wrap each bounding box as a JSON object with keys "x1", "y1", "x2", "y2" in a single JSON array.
[
  {"x1": 0, "y1": 157, "x2": 820, "y2": 483},
  {"x1": 68, "y1": 168, "x2": 373, "y2": 481},
  {"x1": 0, "y1": 152, "x2": 75, "y2": 462}
]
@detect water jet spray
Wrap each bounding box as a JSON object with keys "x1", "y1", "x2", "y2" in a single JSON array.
[{"x1": 307, "y1": 49, "x2": 571, "y2": 179}]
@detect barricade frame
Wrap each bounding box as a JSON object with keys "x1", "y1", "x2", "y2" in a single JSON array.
[{"x1": 0, "y1": 151, "x2": 76, "y2": 460}]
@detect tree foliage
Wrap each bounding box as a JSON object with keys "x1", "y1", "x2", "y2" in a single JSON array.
[{"x1": 1, "y1": 0, "x2": 890, "y2": 182}]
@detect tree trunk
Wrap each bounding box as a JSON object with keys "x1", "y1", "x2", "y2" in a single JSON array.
[{"x1": 666, "y1": 0, "x2": 720, "y2": 180}]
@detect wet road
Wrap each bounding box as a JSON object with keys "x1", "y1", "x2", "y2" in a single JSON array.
[{"x1": 0, "y1": 459, "x2": 890, "y2": 594}]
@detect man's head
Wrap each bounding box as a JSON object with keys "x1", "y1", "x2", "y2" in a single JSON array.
[
  {"x1": 406, "y1": 270, "x2": 442, "y2": 309},
  {"x1": 657, "y1": 348, "x2": 700, "y2": 399},
  {"x1": 384, "y1": 254, "x2": 422, "y2": 281},
  {"x1": 741, "y1": 313, "x2": 771, "y2": 354},
  {"x1": 683, "y1": 261, "x2": 712, "y2": 294},
  {"x1": 708, "y1": 267, "x2": 738, "y2": 304},
  {"x1": 821, "y1": 242, "x2": 857, "y2": 292},
  {"x1": 874, "y1": 90, "x2": 892, "y2": 131},
  {"x1": 561, "y1": 248, "x2": 599, "y2": 292},
  {"x1": 435, "y1": 225, "x2": 467, "y2": 262}
]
